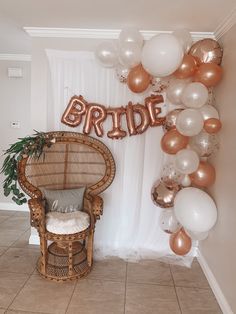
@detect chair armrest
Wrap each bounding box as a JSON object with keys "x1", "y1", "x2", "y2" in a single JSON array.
[
  {"x1": 91, "y1": 195, "x2": 103, "y2": 220},
  {"x1": 28, "y1": 198, "x2": 46, "y2": 232}
]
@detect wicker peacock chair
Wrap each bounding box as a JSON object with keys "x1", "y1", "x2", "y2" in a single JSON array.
[{"x1": 17, "y1": 131, "x2": 116, "y2": 281}]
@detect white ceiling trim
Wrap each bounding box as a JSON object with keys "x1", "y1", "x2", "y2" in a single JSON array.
[
  {"x1": 24, "y1": 27, "x2": 215, "y2": 41},
  {"x1": 0, "y1": 54, "x2": 31, "y2": 61},
  {"x1": 214, "y1": 6, "x2": 236, "y2": 40}
]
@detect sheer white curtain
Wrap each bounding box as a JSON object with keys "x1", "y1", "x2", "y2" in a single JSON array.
[{"x1": 46, "y1": 49, "x2": 196, "y2": 264}]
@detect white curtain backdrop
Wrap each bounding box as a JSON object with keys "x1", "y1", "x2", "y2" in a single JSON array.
[{"x1": 46, "y1": 49, "x2": 196, "y2": 265}]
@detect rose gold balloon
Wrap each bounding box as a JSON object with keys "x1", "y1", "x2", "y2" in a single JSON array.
[
  {"x1": 83, "y1": 104, "x2": 107, "y2": 137},
  {"x1": 107, "y1": 107, "x2": 127, "y2": 139},
  {"x1": 174, "y1": 54, "x2": 197, "y2": 79},
  {"x1": 61, "y1": 95, "x2": 87, "y2": 127},
  {"x1": 189, "y1": 161, "x2": 216, "y2": 187},
  {"x1": 204, "y1": 118, "x2": 222, "y2": 134},
  {"x1": 163, "y1": 109, "x2": 183, "y2": 132},
  {"x1": 194, "y1": 63, "x2": 223, "y2": 87},
  {"x1": 127, "y1": 64, "x2": 151, "y2": 93},
  {"x1": 161, "y1": 129, "x2": 189, "y2": 155},
  {"x1": 189, "y1": 39, "x2": 223, "y2": 65},
  {"x1": 169, "y1": 228, "x2": 192, "y2": 256},
  {"x1": 126, "y1": 102, "x2": 150, "y2": 135},
  {"x1": 151, "y1": 181, "x2": 179, "y2": 208}
]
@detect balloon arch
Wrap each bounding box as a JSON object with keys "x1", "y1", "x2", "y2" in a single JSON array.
[{"x1": 62, "y1": 28, "x2": 223, "y2": 257}]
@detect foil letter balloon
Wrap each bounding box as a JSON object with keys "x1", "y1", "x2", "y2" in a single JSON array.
[
  {"x1": 83, "y1": 104, "x2": 107, "y2": 137},
  {"x1": 145, "y1": 94, "x2": 165, "y2": 127},
  {"x1": 107, "y1": 107, "x2": 127, "y2": 139},
  {"x1": 61, "y1": 95, "x2": 87, "y2": 127}
]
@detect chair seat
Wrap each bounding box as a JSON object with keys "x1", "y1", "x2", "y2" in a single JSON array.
[{"x1": 46, "y1": 211, "x2": 90, "y2": 234}]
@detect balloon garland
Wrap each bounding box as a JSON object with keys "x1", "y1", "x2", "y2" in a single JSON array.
[{"x1": 61, "y1": 28, "x2": 224, "y2": 256}]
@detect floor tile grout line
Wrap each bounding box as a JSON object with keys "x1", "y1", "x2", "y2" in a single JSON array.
[
  {"x1": 65, "y1": 280, "x2": 78, "y2": 314},
  {"x1": 6, "y1": 272, "x2": 33, "y2": 311},
  {"x1": 123, "y1": 261, "x2": 128, "y2": 314},
  {"x1": 169, "y1": 263, "x2": 183, "y2": 314}
]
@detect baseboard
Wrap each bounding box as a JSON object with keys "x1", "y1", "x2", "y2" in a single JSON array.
[
  {"x1": 0, "y1": 202, "x2": 29, "y2": 212},
  {"x1": 197, "y1": 249, "x2": 233, "y2": 314},
  {"x1": 29, "y1": 233, "x2": 40, "y2": 245}
]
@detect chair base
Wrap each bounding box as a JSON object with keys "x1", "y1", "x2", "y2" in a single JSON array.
[{"x1": 37, "y1": 241, "x2": 92, "y2": 282}]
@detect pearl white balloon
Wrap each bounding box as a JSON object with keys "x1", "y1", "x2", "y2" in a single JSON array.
[
  {"x1": 166, "y1": 79, "x2": 188, "y2": 105},
  {"x1": 95, "y1": 41, "x2": 118, "y2": 68},
  {"x1": 175, "y1": 149, "x2": 200, "y2": 174},
  {"x1": 119, "y1": 27, "x2": 144, "y2": 48},
  {"x1": 141, "y1": 34, "x2": 184, "y2": 77},
  {"x1": 172, "y1": 29, "x2": 192, "y2": 53},
  {"x1": 186, "y1": 229, "x2": 209, "y2": 241},
  {"x1": 181, "y1": 82, "x2": 209, "y2": 109},
  {"x1": 159, "y1": 209, "x2": 181, "y2": 234},
  {"x1": 181, "y1": 174, "x2": 191, "y2": 187},
  {"x1": 200, "y1": 105, "x2": 219, "y2": 120},
  {"x1": 119, "y1": 42, "x2": 142, "y2": 68},
  {"x1": 176, "y1": 108, "x2": 204, "y2": 136},
  {"x1": 174, "y1": 187, "x2": 217, "y2": 233}
]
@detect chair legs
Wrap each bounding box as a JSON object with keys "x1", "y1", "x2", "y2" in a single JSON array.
[
  {"x1": 68, "y1": 241, "x2": 73, "y2": 276},
  {"x1": 39, "y1": 236, "x2": 47, "y2": 275},
  {"x1": 87, "y1": 230, "x2": 94, "y2": 267}
]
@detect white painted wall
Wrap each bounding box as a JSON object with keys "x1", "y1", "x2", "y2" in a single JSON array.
[
  {"x1": 199, "y1": 24, "x2": 236, "y2": 313},
  {"x1": 0, "y1": 60, "x2": 31, "y2": 205}
]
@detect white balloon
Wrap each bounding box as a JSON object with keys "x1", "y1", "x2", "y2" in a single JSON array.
[
  {"x1": 181, "y1": 82, "x2": 208, "y2": 109},
  {"x1": 173, "y1": 29, "x2": 192, "y2": 53},
  {"x1": 159, "y1": 209, "x2": 181, "y2": 234},
  {"x1": 119, "y1": 42, "x2": 142, "y2": 68},
  {"x1": 174, "y1": 187, "x2": 217, "y2": 233},
  {"x1": 119, "y1": 27, "x2": 144, "y2": 48},
  {"x1": 181, "y1": 174, "x2": 191, "y2": 187},
  {"x1": 190, "y1": 130, "x2": 219, "y2": 157},
  {"x1": 176, "y1": 108, "x2": 204, "y2": 136},
  {"x1": 175, "y1": 149, "x2": 199, "y2": 174},
  {"x1": 141, "y1": 34, "x2": 184, "y2": 77},
  {"x1": 95, "y1": 41, "x2": 118, "y2": 68},
  {"x1": 186, "y1": 229, "x2": 209, "y2": 241},
  {"x1": 200, "y1": 105, "x2": 219, "y2": 120},
  {"x1": 166, "y1": 79, "x2": 188, "y2": 105}
]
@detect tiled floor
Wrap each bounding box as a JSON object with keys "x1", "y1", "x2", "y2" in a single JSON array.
[{"x1": 0, "y1": 210, "x2": 222, "y2": 314}]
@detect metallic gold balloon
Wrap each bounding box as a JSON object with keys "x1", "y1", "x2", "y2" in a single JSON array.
[
  {"x1": 189, "y1": 39, "x2": 223, "y2": 65},
  {"x1": 169, "y1": 228, "x2": 192, "y2": 256},
  {"x1": 163, "y1": 109, "x2": 183, "y2": 132},
  {"x1": 189, "y1": 161, "x2": 216, "y2": 188},
  {"x1": 194, "y1": 63, "x2": 223, "y2": 87},
  {"x1": 151, "y1": 181, "x2": 179, "y2": 208},
  {"x1": 204, "y1": 118, "x2": 222, "y2": 134},
  {"x1": 174, "y1": 54, "x2": 197, "y2": 79},
  {"x1": 127, "y1": 64, "x2": 151, "y2": 93},
  {"x1": 161, "y1": 129, "x2": 189, "y2": 155}
]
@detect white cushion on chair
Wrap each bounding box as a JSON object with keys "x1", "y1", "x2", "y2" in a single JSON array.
[{"x1": 46, "y1": 211, "x2": 90, "y2": 234}]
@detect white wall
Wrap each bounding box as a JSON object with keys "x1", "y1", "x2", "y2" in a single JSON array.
[
  {"x1": 199, "y1": 24, "x2": 236, "y2": 313},
  {"x1": 0, "y1": 60, "x2": 31, "y2": 205}
]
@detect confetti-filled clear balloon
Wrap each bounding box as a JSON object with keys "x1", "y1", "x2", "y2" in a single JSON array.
[
  {"x1": 161, "y1": 163, "x2": 183, "y2": 189},
  {"x1": 163, "y1": 109, "x2": 183, "y2": 132},
  {"x1": 151, "y1": 76, "x2": 172, "y2": 93},
  {"x1": 189, "y1": 130, "x2": 219, "y2": 157},
  {"x1": 115, "y1": 64, "x2": 129, "y2": 83},
  {"x1": 159, "y1": 209, "x2": 181, "y2": 234}
]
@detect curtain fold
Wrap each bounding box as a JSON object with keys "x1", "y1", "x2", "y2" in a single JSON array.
[{"x1": 46, "y1": 49, "x2": 196, "y2": 264}]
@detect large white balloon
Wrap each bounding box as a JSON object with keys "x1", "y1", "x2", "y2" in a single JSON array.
[
  {"x1": 166, "y1": 79, "x2": 188, "y2": 105},
  {"x1": 200, "y1": 105, "x2": 219, "y2": 120},
  {"x1": 174, "y1": 187, "x2": 217, "y2": 233},
  {"x1": 141, "y1": 34, "x2": 184, "y2": 77},
  {"x1": 181, "y1": 82, "x2": 209, "y2": 109},
  {"x1": 172, "y1": 29, "x2": 192, "y2": 53},
  {"x1": 186, "y1": 229, "x2": 209, "y2": 241},
  {"x1": 175, "y1": 148, "x2": 200, "y2": 174},
  {"x1": 119, "y1": 42, "x2": 142, "y2": 68},
  {"x1": 176, "y1": 108, "x2": 204, "y2": 136},
  {"x1": 119, "y1": 27, "x2": 144, "y2": 48},
  {"x1": 95, "y1": 41, "x2": 118, "y2": 68}
]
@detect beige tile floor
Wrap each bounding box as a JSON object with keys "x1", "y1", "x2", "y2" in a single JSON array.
[{"x1": 0, "y1": 210, "x2": 222, "y2": 314}]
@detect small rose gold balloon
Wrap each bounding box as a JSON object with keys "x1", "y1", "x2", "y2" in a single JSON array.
[
  {"x1": 169, "y1": 228, "x2": 192, "y2": 256},
  {"x1": 189, "y1": 38, "x2": 223, "y2": 65},
  {"x1": 151, "y1": 181, "x2": 179, "y2": 208},
  {"x1": 161, "y1": 129, "x2": 189, "y2": 155},
  {"x1": 194, "y1": 63, "x2": 223, "y2": 87},
  {"x1": 189, "y1": 161, "x2": 216, "y2": 188},
  {"x1": 127, "y1": 64, "x2": 151, "y2": 93},
  {"x1": 204, "y1": 118, "x2": 222, "y2": 134},
  {"x1": 174, "y1": 54, "x2": 197, "y2": 79}
]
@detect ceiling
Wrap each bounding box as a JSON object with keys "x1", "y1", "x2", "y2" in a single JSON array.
[{"x1": 0, "y1": 0, "x2": 236, "y2": 54}]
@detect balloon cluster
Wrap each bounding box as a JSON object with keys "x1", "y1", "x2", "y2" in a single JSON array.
[{"x1": 149, "y1": 31, "x2": 223, "y2": 256}]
